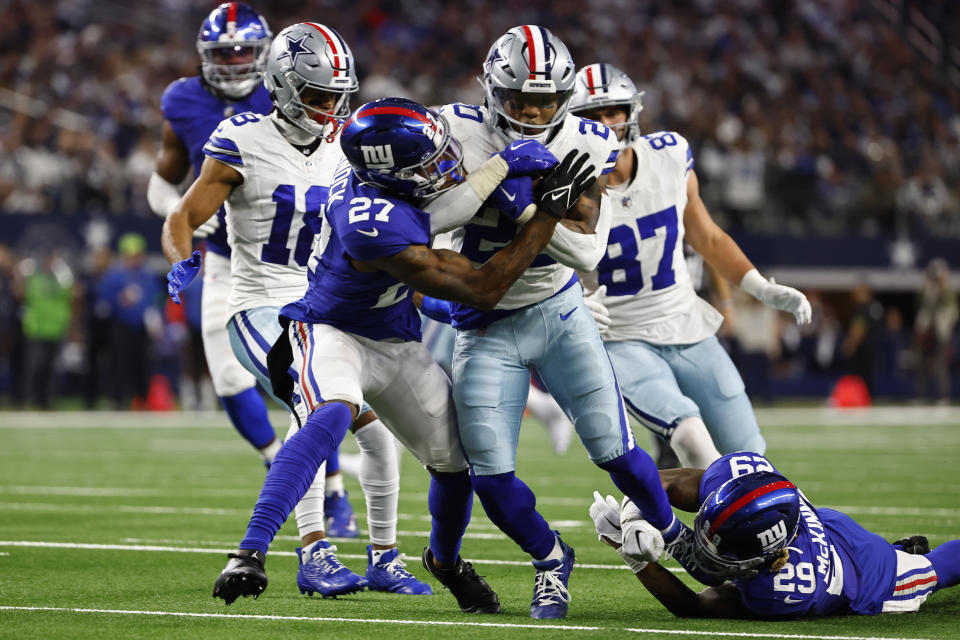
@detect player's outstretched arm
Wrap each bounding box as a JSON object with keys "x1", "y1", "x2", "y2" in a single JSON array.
[
  {"x1": 148, "y1": 121, "x2": 191, "y2": 219},
  {"x1": 659, "y1": 468, "x2": 706, "y2": 512},
  {"x1": 636, "y1": 561, "x2": 748, "y2": 619},
  {"x1": 362, "y1": 211, "x2": 560, "y2": 311},
  {"x1": 161, "y1": 157, "x2": 241, "y2": 264}
]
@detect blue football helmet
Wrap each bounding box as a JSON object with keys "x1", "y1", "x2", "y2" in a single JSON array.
[
  {"x1": 197, "y1": 3, "x2": 272, "y2": 99},
  {"x1": 694, "y1": 471, "x2": 801, "y2": 579},
  {"x1": 340, "y1": 98, "x2": 464, "y2": 199}
]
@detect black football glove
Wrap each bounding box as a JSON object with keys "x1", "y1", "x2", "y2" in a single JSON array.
[
  {"x1": 533, "y1": 149, "x2": 596, "y2": 219},
  {"x1": 892, "y1": 535, "x2": 930, "y2": 555}
]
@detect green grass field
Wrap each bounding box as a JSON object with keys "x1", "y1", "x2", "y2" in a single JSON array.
[{"x1": 1, "y1": 407, "x2": 958, "y2": 639}]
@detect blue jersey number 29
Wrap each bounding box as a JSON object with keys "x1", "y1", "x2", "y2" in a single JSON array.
[
  {"x1": 598, "y1": 205, "x2": 678, "y2": 296},
  {"x1": 261, "y1": 184, "x2": 327, "y2": 267}
]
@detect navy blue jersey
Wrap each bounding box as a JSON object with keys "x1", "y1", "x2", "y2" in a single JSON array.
[
  {"x1": 160, "y1": 76, "x2": 272, "y2": 256},
  {"x1": 699, "y1": 453, "x2": 898, "y2": 617},
  {"x1": 281, "y1": 161, "x2": 430, "y2": 342}
]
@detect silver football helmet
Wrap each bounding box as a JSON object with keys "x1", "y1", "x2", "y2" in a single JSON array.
[
  {"x1": 263, "y1": 23, "x2": 359, "y2": 137},
  {"x1": 569, "y1": 63, "x2": 644, "y2": 149},
  {"x1": 482, "y1": 25, "x2": 576, "y2": 142}
]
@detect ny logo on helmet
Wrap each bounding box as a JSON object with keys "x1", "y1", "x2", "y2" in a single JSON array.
[
  {"x1": 362, "y1": 145, "x2": 394, "y2": 169},
  {"x1": 756, "y1": 520, "x2": 788, "y2": 552}
]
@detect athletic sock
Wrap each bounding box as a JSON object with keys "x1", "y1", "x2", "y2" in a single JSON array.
[
  {"x1": 598, "y1": 447, "x2": 674, "y2": 530},
  {"x1": 354, "y1": 419, "x2": 399, "y2": 546},
  {"x1": 671, "y1": 417, "x2": 721, "y2": 469},
  {"x1": 427, "y1": 470, "x2": 473, "y2": 565},
  {"x1": 220, "y1": 387, "x2": 275, "y2": 453},
  {"x1": 471, "y1": 471, "x2": 555, "y2": 560},
  {"x1": 325, "y1": 470, "x2": 345, "y2": 497},
  {"x1": 927, "y1": 540, "x2": 960, "y2": 589}
]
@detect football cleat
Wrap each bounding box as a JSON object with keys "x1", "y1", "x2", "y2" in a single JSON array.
[
  {"x1": 662, "y1": 517, "x2": 724, "y2": 587},
  {"x1": 213, "y1": 550, "x2": 268, "y2": 605},
  {"x1": 421, "y1": 546, "x2": 501, "y2": 613},
  {"x1": 324, "y1": 491, "x2": 359, "y2": 538},
  {"x1": 530, "y1": 534, "x2": 575, "y2": 619},
  {"x1": 366, "y1": 546, "x2": 433, "y2": 595},
  {"x1": 892, "y1": 535, "x2": 930, "y2": 555},
  {"x1": 296, "y1": 540, "x2": 366, "y2": 597}
]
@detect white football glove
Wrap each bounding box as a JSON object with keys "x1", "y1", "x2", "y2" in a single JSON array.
[
  {"x1": 740, "y1": 268, "x2": 812, "y2": 325},
  {"x1": 193, "y1": 215, "x2": 220, "y2": 239},
  {"x1": 620, "y1": 497, "x2": 665, "y2": 565},
  {"x1": 589, "y1": 490, "x2": 623, "y2": 546},
  {"x1": 583, "y1": 285, "x2": 611, "y2": 334}
]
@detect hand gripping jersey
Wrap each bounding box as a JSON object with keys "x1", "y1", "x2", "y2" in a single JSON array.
[
  {"x1": 700, "y1": 453, "x2": 899, "y2": 617},
  {"x1": 280, "y1": 160, "x2": 431, "y2": 342},
  {"x1": 203, "y1": 112, "x2": 342, "y2": 317},
  {"x1": 160, "y1": 76, "x2": 272, "y2": 257},
  {"x1": 595, "y1": 131, "x2": 723, "y2": 345},
  {"x1": 439, "y1": 104, "x2": 619, "y2": 330}
]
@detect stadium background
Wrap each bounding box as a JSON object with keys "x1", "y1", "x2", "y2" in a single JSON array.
[{"x1": 0, "y1": 0, "x2": 958, "y2": 410}]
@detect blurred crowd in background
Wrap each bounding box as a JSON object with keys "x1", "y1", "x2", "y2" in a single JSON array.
[{"x1": 0, "y1": 0, "x2": 957, "y2": 408}]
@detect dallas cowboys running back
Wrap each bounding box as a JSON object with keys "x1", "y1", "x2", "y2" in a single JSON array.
[
  {"x1": 207, "y1": 97, "x2": 572, "y2": 612},
  {"x1": 590, "y1": 453, "x2": 960, "y2": 618},
  {"x1": 437, "y1": 25, "x2": 682, "y2": 620},
  {"x1": 163, "y1": 23, "x2": 430, "y2": 598},
  {"x1": 149, "y1": 2, "x2": 279, "y2": 465},
  {"x1": 570, "y1": 63, "x2": 812, "y2": 468}
]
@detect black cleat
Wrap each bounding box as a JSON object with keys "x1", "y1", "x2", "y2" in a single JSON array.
[
  {"x1": 421, "y1": 547, "x2": 501, "y2": 614},
  {"x1": 892, "y1": 535, "x2": 930, "y2": 555},
  {"x1": 213, "y1": 550, "x2": 268, "y2": 605}
]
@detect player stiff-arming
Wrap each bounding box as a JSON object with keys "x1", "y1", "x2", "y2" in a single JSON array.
[{"x1": 590, "y1": 452, "x2": 960, "y2": 618}]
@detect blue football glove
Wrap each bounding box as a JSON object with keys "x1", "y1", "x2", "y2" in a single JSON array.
[
  {"x1": 497, "y1": 140, "x2": 558, "y2": 177},
  {"x1": 485, "y1": 176, "x2": 537, "y2": 224},
  {"x1": 166, "y1": 250, "x2": 202, "y2": 304}
]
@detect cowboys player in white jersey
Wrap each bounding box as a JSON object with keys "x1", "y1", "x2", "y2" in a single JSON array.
[
  {"x1": 568, "y1": 63, "x2": 812, "y2": 468},
  {"x1": 162, "y1": 23, "x2": 430, "y2": 597},
  {"x1": 436, "y1": 26, "x2": 685, "y2": 619}
]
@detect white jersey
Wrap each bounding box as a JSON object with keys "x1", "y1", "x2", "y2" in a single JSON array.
[
  {"x1": 203, "y1": 112, "x2": 341, "y2": 317},
  {"x1": 595, "y1": 131, "x2": 723, "y2": 345},
  {"x1": 440, "y1": 104, "x2": 618, "y2": 310}
]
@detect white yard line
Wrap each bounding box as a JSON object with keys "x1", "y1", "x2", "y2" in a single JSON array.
[{"x1": 0, "y1": 606, "x2": 932, "y2": 640}]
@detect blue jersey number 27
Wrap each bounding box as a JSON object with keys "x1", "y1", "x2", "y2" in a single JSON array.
[
  {"x1": 598, "y1": 205, "x2": 678, "y2": 296},
  {"x1": 261, "y1": 184, "x2": 327, "y2": 267}
]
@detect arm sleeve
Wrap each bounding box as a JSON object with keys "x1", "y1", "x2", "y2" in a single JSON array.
[
  {"x1": 147, "y1": 172, "x2": 181, "y2": 218},
  {"x1": 542, "y1": 192, "x2": 612, "y2": 271}
]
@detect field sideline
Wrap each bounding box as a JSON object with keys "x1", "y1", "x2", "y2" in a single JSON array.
[{"x1": 1, "y1": 407, "x2": 958, "y2": 639}]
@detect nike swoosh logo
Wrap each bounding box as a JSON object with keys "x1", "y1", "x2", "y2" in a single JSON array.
[
  {"x1": 356, "y1": 228, "x2": 379, "y2": 237},
  {"x1": 783, "y1": 596, "x2": 803, "y2": 605},
  {"x1": 499, "y1": 187, "x2": 517, "y2": 201},
  {"x1": 550, "y1": 190, "x2": 567, "y2": 202},
  {"x1": 560, "y1": 308, "x2": 577, "y2": 321},
  {"x1": 511, "y1": 141, "x2": 532, "y2": 149}
]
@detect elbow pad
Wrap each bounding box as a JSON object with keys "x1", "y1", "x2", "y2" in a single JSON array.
[
  {"x1": 544, "y1": 193, "x2": 612, "y2": 271},
  {"x1": 147, "y1": 172, "x2": 181, "y2": 218},
  {"x1": 426, "y1": 155, "x2": 509, "y2": 235}
]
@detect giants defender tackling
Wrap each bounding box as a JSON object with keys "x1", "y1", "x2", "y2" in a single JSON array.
[
  {"x1": 568, "y1": 63, "x2": 812, "y2": 469},
  {"x1": 149, "y1": 2, "x2": 357, "y2": 536},
  {"x1": 163, "y1": 22, "x2": 430, "y2": 597}
]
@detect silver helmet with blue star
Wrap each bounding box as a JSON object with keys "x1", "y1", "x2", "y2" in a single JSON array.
[
  {"x1": 263, "y1": 23, "x2": 359, "y2": 137},
  {"x1": 569, "y1": 63, "x2": 644, "y2": 149}
]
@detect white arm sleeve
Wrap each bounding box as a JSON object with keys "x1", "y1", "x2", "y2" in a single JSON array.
[
  {"x1": 543, "y1": 193, "x2": 612, "y2": 271},
  {"x1": 426, "y1": 155, "x2": 509, "y2": 235},
  {"x1": 147, "y1": 172, "x2": 181, "y2": 218}
]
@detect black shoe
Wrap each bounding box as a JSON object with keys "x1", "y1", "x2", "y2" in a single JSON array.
[
  {"x1": 892, "y1": 535, "x2": 930, "y2": 555},
  {"x1": 213, "y1": 550, "x2": 268, "y2": 605},
  {"x1": 421, "y1": 547, "x2": 501, "y2": 613}
]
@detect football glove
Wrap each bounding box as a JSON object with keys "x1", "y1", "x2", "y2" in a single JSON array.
[
  {"x1": 620, "y1": 497, "x2": 665, "y2": 565},
  {"x1": 166, "y1": 250, "x2": 202, "y2": 304},
  {"x1": 892, "y1": 535, "x2": 930, "y2": 555},
  {"x1": 583, "y1": 285, "x2": 611, "y2": 334},
  {"x1": 486, "y1": 176, "x2": 537, "y2": 224},
  {"x1": 589, "y1": 490, "x2": 623, "y2": 547},
  {"x1": 534, "y1": 150, "x2": 596, "y2": 220},
  {"x1": 497, "y1": 139, "x2": 558, "y2": 177},
  {"x1": 740, "y1": 268, "x2": 812, "y2": 324}
]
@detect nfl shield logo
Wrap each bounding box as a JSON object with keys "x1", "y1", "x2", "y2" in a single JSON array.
[{"x1": 621, "y1": 196, "x2": 632, "y2": 208}]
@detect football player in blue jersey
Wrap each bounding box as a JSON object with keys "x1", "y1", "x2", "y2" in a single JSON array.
[
  {"x1": 430, "y1": 26, "x2": 685, "y2": 619},
  {"x1": 568, "y1": 63, "x2": 812, "y2": 469},
  {"x1": 210, "y1": 97, "x2": 594, "y2": 612},
  {"x1": 590, "y1": 453, "x2": 960, "y2": 618},
  {"x1": 150, "y1": 3, "x2": 357, "y2": 537}
]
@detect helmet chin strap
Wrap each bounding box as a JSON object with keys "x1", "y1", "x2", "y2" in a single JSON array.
[{"x1": 270, "y1": 110, "x2": 317, "y2": 146}]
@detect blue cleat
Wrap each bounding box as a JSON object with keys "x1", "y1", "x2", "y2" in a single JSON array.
[
  {"x1": 324, "y1": 491, "x2": 359, "y2": 538},
  {"x1": 366, "y1": 546, "x2": 433, "y2": 595},
  {"x1": 529, "y1": 533, "x2": 575, "y2": 619},
  {"x1": 296, "y1": 540, "x2": 366, "y2": 597}
]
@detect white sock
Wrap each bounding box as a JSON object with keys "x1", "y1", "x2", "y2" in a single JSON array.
[
  {"x1": 370, "y1": 546, "x2": 397, "y2": 565},
  {"x1": 535, "y1": 535, "x2": 563, "y2": 563},
  {"x1": 353, "y1": 419, "x2": 399, "y2": 546},
  {"x1": 287, "y1": 416, "x2": 327, "y2": 539},
  {"x1": 337, "y1": 453, "x2": 362, "y2": 479},
  {"x1": 259, "y1": 438, "x2": 282, "y2": 464},
  {"x1": 671, "y1": 417, "x2": 721, "y2": 469},
  {"x1": 525, "y1": 385, "x2": 574, "y2": 455},
  {"x1": 325, "y1": 472, "x2": 345, "y2": 497}
]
